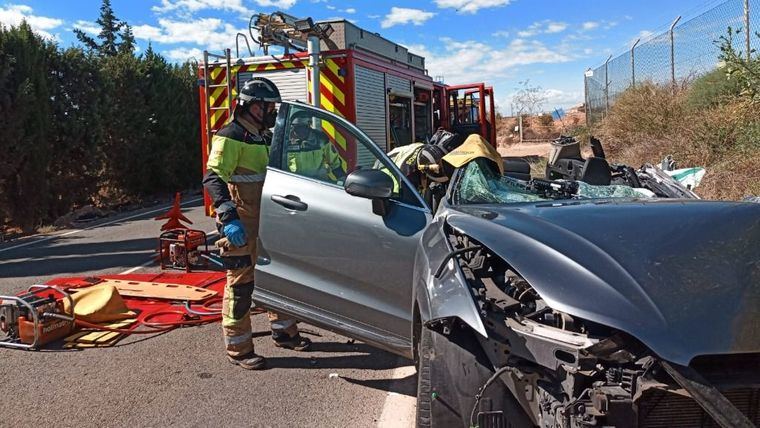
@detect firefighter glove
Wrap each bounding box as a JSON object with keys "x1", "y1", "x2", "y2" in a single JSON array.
[{"x1": 223, "y1": 219, "x2": 247, "y2": 247}]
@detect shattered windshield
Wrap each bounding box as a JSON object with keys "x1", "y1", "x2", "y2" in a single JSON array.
[{"x1": 454, "y1": 159, "x2": 651, "y2": 204}]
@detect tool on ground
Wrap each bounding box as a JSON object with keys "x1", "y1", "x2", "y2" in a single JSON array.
[
  {"x1": 2, "y1": 273, "x2": 227, "y2": 350},
  {"x1": 158, "y1": 228, "x2": 210, "y2": 272},
  {"x1": 0, "y1": 285, "x2": 75, "y2": 349}
]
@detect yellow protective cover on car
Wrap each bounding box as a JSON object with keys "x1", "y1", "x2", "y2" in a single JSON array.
[
  {"x1": 442, "y1": 134, "x2": 504, "y2": 175},
  {"x1": 64, "y1": 284, "x2": 136, "y2": 323}
]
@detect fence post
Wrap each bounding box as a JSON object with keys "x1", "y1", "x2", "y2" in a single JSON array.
[
  {"x1": 604, "y1": 55, "x2": 612, "y2": 116},
  {"x1": 518, "y1": 115, "x2": 524, "y2": 143},
  {"x1": 746, "y1": 0, "x2": 751, "y2": 62},
  {"x1": 584, "y1": 69, "x2": 591, "y2": 126},
  {"x1": 631, "y1": 38, "x2": 640, "y2": 87},
  {"x1": 669, "y1": 16, "x2": 681, "y2": 91}
]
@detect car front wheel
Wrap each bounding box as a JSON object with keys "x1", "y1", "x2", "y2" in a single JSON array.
[{"x1": 415, "y1": 323, "x2": 533, "y2": 428}]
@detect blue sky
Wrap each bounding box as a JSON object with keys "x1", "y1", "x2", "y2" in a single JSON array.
[{"x1": 1, "y1": 0, "x2": 720, "y2": 111}]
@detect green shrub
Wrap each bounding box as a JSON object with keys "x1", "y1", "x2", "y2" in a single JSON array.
[
  {"x1": 686, "y1": 68, "x2": 743, "y2": 110},
  {"x1": 0, "y1": 19, "x2": 199, "y2": 231}
]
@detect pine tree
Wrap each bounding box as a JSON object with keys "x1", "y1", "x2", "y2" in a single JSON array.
[
  {"x1": 73, "y1": 0, "x2": 123, "y2": 57},
  {"x1": 73, "y1": 28, "x2": 98, "y2": 51},
  {"x1": 96, "y1": 0, "x2": 122, "y2": 56},
  {"x1": 119, "y1": 24, "x2": 135, "y2": 55},
  {"x1": 144, "y1": 42, "x2": 155, "y2": 58}
]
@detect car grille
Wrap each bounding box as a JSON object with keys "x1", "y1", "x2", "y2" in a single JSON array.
[{"x1": 638, "y1": 387, "x2": 760, "y2": 428}]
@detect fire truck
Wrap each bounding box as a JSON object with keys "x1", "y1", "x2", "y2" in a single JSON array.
[{"x1": 198, "y1": 12, "x2": 496, "y2": 211}]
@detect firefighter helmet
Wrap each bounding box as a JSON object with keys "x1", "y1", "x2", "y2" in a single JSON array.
[
  {"x1": 289, "y1": 110, "x2": 314, "y2": 140},
  {"x1": 418, "y1": 129, "x2": 465, "y2": 182},
  {"x1": 237, "y1": 77, "x2": 282, "y2": 108}
]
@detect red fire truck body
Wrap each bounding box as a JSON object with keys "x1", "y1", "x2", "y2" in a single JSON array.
[{"x1": 198, "y1": 19, "x2": 495, "y2": 212}]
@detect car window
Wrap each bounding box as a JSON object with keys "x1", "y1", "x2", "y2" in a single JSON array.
[{"x1": 278, "y1": 104, "x2": 423, "y2": 207}]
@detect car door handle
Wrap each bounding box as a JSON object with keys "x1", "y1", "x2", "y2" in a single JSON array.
[{"x1": 271, "y1": 194, "x2": 308, "y2": 211}]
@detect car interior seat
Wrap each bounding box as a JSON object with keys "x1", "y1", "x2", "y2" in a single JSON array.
[
  {"x1": 502, "y1": 157, "x2": 532, "y2": 181},
  {"x1": 545, "y1": 136, "x2": 613, "y2": 185},
  {"x1": 580, "y1": 157, "x2": 612, "y2": 185}
]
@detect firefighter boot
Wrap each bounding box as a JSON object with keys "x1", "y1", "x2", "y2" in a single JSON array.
[
  {"x1": 227, "y1": 351, "x2": 267, "y2": 370},
  {"x1": 272, "y1": 331, "x2": 312, "y2": 351},
  {"x1": 269, "y1": 311, "x2": 311, "y2": 351}
]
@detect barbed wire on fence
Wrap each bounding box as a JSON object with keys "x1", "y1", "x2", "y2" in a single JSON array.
[{"x1": 585, "y1": 0, "x2": 759, "y2": 125}]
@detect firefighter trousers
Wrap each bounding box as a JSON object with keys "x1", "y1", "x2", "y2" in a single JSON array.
[{"x1": 221, "y1": 180, "x2": 299, "y2": 357}]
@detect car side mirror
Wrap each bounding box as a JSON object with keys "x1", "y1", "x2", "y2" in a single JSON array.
[{"x1": 344, "y1": 169, "x2": 394, "y2": 216}]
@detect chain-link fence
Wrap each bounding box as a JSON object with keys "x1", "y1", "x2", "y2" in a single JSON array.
[{"x1": 585, "y1": 0, "x2": 760, "y2": 125}]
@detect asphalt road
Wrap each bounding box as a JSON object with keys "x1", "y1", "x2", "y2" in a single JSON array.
[{"x1": 0, "y1": 196, "x2": 416, "y2": 427}]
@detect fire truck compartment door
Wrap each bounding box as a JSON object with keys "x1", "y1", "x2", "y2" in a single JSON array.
[{"x1": 237, "y1": 68, "x2": 307, "y2": 104}]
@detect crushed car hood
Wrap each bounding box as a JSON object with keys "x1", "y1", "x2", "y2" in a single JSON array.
[{"x1": 448, "y1": 199, "x2": 760, "y2": 365}]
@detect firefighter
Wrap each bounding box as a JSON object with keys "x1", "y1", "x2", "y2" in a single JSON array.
[
  {"x1": 286, "y1": 111, "x2": 345, "y2": 182},
  {"x1": 381, "y1": 129, "x2": 465, "y2": 191},
  {"x1": 202, "y1": 77, "x2": 311, "y2": 371}
]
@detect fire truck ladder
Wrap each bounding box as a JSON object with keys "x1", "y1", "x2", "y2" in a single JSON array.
[{"x1": 202, "y1": 49, "x2": 233, "y2": 144}]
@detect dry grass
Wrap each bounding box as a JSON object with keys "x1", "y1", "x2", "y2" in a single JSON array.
[
  {"x1": 37, "y1": 225, "x2": 58, "y2": 234},
  {"x1": 528, "y1": 156, "x2": 548, "y2": 178},
  {"x1": 595, "y1": 82, "x2": 760, "y2": 200}
]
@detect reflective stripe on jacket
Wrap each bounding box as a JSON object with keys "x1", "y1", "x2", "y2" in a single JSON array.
[{"x1": 206, "y1": 121, "x2": 269, "y2": 183}]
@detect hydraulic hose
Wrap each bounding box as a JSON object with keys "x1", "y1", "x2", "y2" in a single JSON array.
[
  {"x1": 184, "y1": 297, "x2": 223, "y2": 316},
  {"x1": 142, "y1": 309, "x2": 221, "y2": 328},
  {"x1": 74, "y1": 310, "x2": 221, "y2": 334}
]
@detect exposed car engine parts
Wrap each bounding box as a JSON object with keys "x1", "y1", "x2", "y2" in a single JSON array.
[
  {"x1": 434, "y1": 228, "x2": 760, "y2": 428},
  {"x1": 526, "y1": 178, "x2": 580, "y2": 200},
  {"x1": 546, "y1": 135, "x2": 701, "y2": 199}
]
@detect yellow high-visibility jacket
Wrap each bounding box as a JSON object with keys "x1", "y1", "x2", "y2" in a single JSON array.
[{"x1": 287, "y1": 132, "x2": 344, "y2": 182}]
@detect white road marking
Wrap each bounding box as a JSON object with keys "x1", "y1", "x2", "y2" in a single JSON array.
[
  {"x1": 120, "y1": 259, "x2": 156, "y2": 275},
  {"x1": 0, "y1": 197, "x2": 204, "y2": 254},
  {"x1": 377, "y1": 364, "x2": 417, "y2": 428},
  {"x1": 118, "y1": 230, "x2": 219, "y2": 275}
]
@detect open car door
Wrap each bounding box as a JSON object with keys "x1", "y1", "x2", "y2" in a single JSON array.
[{"x1": 254, "y1": 101, "x2": 431, "y2": 357}]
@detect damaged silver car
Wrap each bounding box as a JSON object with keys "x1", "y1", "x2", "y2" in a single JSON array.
[{"x1": 254, "y1": 101, "x2": 760, "y2": 428}]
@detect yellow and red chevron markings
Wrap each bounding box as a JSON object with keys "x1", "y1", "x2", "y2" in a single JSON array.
[
  {"x1": 308, "y1": 57, "x2": 353, "y2": 170},
  {"x1": 205, "y1": 58, "x2": 313, "y2": 131}
]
